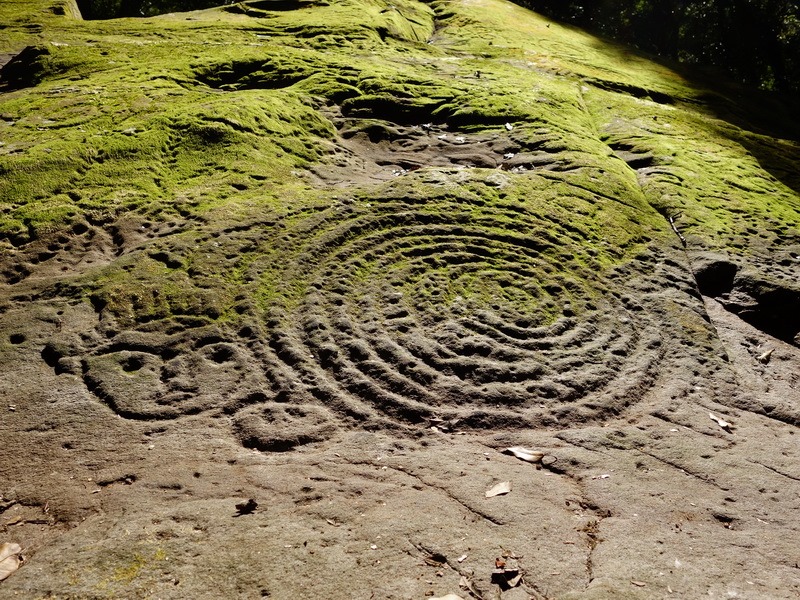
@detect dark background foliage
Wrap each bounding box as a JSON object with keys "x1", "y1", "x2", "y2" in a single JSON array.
[
  {"x1": 75, "y1": 0, "x2": 236, "y2": 19},
  {"x1": 76, "y1": 0, "x2": 799, "y2": 95},
  {"x1": 522, "y1": 0, "x2": 800, "y2": 94}
]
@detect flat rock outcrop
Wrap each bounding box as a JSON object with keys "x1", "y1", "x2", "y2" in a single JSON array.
[{"x1": 1, "y1": 0, "x2": 798, "y2": 598}]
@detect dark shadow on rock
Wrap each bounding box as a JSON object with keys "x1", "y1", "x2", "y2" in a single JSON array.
[
  {"x1": 0, "y1": 45, "x2": 51, "y2": 90},
  {"x1": 694, "y1": 256, "x2": 738, "y2": 299},
  {"x1": 695, "y1": 254, "x2": 800, "y2": 346},
  {"x1": 225, "y1": 0, "x2": 321, "y2": 13},
  {"x1": 723, "y1": 273, "x2": 800, "y2": 346}
]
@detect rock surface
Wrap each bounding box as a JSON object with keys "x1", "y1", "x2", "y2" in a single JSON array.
[{"x1": 0, "y1": 0, "x2": 798, "y2": 598}]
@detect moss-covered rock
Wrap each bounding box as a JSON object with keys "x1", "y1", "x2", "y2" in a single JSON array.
[
  {"x1": 1, "y1": 0, "x2": 797, "y2": 411},
  {"x1": 0, "y1": 2, "x2": 798, "y2": 596}
]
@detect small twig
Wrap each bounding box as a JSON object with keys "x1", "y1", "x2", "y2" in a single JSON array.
[{"x1": 668, "y1": 213, "x2": 687, "y2": 247}]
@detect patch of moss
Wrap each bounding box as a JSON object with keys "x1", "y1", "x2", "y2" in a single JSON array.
[
  {"x1": 86, "y1": 254, "x2": 230, "y2": 326},
  {"x1": 586, "y1": 87, "x2": 800, "y2": 255},
  {"x1": 1, "y1": 0, "x2": 797, "y2": 340}
]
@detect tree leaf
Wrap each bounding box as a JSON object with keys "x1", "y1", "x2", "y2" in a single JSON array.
[
  {"x1": 485, "y1": 481, "x2": 512, "y2": 497},
  {"x1": 504, "y1": 446, "x2": 545, "y2": 463},
  {"x1": 0, "y1": 543, "x2": 21, "y2": 563},
  {"x1": 709, "y1": 413, "x2": 732, "y2": 431},
  {"x1": 0, "y1": 542, "x2": 22, "y2": 582}
]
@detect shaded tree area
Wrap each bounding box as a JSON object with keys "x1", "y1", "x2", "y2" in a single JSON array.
[
  {"x1": 76, "y1": 0, "x2": 799, "y2": 94},
  {"x1": 520, "y1": 0, "x2": 800, "y2": 94},
  {"x1": 76, "y1": 0, "x2": 237, "y2": 19}
]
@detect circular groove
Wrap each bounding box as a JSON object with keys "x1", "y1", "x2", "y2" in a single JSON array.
[{"x1": 253, "y1": 186, "x2": 663, "y2": 428}]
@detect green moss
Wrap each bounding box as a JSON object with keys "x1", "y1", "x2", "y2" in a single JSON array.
[
  {"x1": 586, "y1": 87, "x2": 800, "y2": 253},
  {"x1": 86, "y1": 546, "x2": 168, "y2": 590},
  {"x1": 85, "y1": 254, "x2": 230, "y2": 326},
  {"x1": 1, "y1": 0, "x2": 797, "y2": 334}
]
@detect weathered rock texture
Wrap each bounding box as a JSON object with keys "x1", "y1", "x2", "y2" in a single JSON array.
[{"x1": 1, "y1": 0, "x2": 798, "y2": 598}]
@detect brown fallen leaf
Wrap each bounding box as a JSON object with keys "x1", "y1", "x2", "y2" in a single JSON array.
[
  {"x1": 0, "y1": 542, "x2": 22, "y2": 581},
  {"x1": 485, "y1": 481, "x2": 512, "y2": 497},
  {"x1": 0, "y1": 542, "x2": 20, "y2": 563},
  {"x1": 504, "y1": 446, "x2": 545, "y2": 464}
]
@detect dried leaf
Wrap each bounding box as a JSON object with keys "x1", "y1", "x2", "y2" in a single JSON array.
[
  {"x1": 458, "y1": 574, "x2": 480, "y2": 596},
  {"x1": 0, "y1": 542, "x2": 22, "y2": 581},
  {"x1": 0, "y1": 543, "x2": 21, "y2": 563},
  {"x1": 430, "y1": 595, "x2": 465, "y2": 600},
  {"x1": 631, "y1": 580, "x2": 647, "y2": 587},
  {"x1": 485, "y1": 481, "x2": 512, "y2": 497},
  {"x1": 757, "y1": 348, "x2": 774, "y2": 364},
  {"x1": 709, "y1": 413, "x2": 732, "y2": 431},
  {"x1": 504, "y1": 447, "x2": 545, "y2": 464},
  {"x1": 0, "y1": 555, "x2": 20, "y2": 582}
]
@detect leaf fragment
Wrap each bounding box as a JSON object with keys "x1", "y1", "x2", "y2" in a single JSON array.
[
  {"x1": 504, "y1": 446, "x2": 545, "y2": 463},
  {"x1": 709, "y1": 413, "x2": 732, "y2": 431},
  {"x1": 757, "y1": 348, "x2": 774, "y2": 364},
  {"x1": 0, "y1": 542, "x2": 22, "y2": 581},
  {"x1": 458, "y1": 574, "x2": 480, "y2": 596},
  {"x1": 0, "y1": 543, "x2": 20, "y2": 563},
  {"x1": 485, "y1": 481, "x2": 512, "y2": 497}
]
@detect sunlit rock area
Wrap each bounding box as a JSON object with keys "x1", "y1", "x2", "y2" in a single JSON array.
[{"x1": 1, "y1": 0, "x2": 798, "y2": 597}]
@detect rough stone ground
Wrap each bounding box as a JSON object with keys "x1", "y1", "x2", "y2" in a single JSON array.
[{"x1": 1, "y1": 0, "x2": 799, "y2": 598}]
